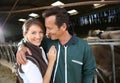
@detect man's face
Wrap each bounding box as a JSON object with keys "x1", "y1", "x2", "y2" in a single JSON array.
[{"x1": 45, "y1": 15, "x2": 65, "y2": 40}]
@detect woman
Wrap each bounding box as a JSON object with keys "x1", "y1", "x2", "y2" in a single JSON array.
[{"x1": 17, "y1": 18, "x2": 56, "y2": 83}]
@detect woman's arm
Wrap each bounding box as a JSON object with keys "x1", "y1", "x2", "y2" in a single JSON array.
[
  {"x1": 43, "y1": 45, "x2": 56, "y2": 83},
  {"x1": 43, "y1": 60, "x2": 55, "y2": 83}
]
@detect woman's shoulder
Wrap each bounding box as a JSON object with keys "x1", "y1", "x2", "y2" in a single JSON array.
[{"x1": 21, "y1": 56, "x2": 39, "y2": 70}]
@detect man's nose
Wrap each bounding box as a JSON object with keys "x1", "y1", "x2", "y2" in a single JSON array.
[
  {"x1": 46, "y1": 30, "x2": 50, "y2": 38},
  {"x1": 46, "y1": 29, "x2": 49, "y2": 35}
]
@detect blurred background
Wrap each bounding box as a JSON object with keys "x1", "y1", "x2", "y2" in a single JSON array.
[
  {"x1": 0, "y1": 0, "x2": 120, "y2": 83},
  {"x1": 0, "y1": 0, "x2": 120, "y2": 42}
]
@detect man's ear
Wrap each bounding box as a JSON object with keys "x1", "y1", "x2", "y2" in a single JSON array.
[{"x1": 61, "y1": 23, "x2": 67, "y2": 31}]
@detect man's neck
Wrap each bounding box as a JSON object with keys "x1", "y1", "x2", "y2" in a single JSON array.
[{"x1": 59, "y1": 31, "x2": 72, "y2": 45}]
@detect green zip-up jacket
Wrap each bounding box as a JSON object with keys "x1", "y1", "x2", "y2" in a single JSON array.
[{"x1": 42, "y1": 36, "x2": 96, "y2": 83}]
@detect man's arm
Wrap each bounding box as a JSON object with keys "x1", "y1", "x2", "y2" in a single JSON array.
[
  {"x1": 16, "y1": 36, "x2": 50, "y2": 64},
  {"x1": 16, "y1": 39, "x2": 32, "y2": 64}
]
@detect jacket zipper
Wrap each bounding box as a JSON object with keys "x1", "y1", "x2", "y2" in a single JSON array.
[{"x1": 64, "y1": 46, "x2": 68, "y2": 83}]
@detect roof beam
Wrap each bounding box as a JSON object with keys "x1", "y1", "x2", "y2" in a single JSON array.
[{"x1": 0, "y1": 1, "x2": 120, "y2": 14}]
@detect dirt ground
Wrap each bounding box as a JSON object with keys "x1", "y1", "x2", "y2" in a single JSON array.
[{"x1": 0, "y1": 63, "x2": 16, "y2": 83}]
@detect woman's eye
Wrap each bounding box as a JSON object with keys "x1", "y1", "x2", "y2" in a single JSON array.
[
  {"x1": 39, "y1": 32, "x2": 43, "y2": 34},
  {"x1": 31, "y1": 31, "x2": 43, "y2": 34}
]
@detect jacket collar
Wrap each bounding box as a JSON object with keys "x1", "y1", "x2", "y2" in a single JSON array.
[{"x1": 64, "y1": 35, "x2": 78, "y2": 46}]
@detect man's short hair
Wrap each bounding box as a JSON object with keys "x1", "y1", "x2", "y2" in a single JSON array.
[{"x1": 42, "y1": 6, "x2": 69, "y2": 29}]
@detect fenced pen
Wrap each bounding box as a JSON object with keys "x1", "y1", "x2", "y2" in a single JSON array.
[
  {"x1": 0, "y1": 42, "x2": 17, "y2": 83},
  {"x1": 88, "y1": 39, "x2": 120, "y2": 83},
  {"x1": 0, "y1": 39, "x2": 120, "y2": 83}
]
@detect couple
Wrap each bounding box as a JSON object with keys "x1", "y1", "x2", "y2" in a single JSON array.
[{"x1": 16, "y1": 6, "x2": 96, "y2": 83}]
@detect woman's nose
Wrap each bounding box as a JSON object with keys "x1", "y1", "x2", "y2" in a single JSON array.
[{"x1": 36, "y1": 33, "x2": 41, "y2": 38}]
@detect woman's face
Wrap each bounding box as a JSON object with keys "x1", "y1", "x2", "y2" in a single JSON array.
[{"x1": 24, "y1": 24, "x2": 44, "y2": 46}]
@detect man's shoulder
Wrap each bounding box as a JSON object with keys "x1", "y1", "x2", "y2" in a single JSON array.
[
  {"x1": 75, "y1": 36, "x2": 87, "y2": 43},
  {"x1": 73, "y1": 36, "x2": 89, "y2": 48}
]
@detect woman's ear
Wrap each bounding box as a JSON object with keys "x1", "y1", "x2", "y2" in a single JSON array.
[
  {"x1": 23, "y1": 33, "x2": 25, "y2": 38},
  {"x1": 23, "y1": 33, "x2": 27, "y2": 41}
]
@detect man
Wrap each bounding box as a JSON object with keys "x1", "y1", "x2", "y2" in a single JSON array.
[{"x1": 16, "y1": 6, "x2": 96, "y2": 83}]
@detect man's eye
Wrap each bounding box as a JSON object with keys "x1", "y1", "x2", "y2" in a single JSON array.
[
  {"x1": 32, "y1": 32, "x2": 35, "y2": 34},
  {"x1": 48, "y1": 28, "x2": 52, "y2": 30},
  {"x1": 47, "y1": 27, "x2": 52, "y2": 30}
]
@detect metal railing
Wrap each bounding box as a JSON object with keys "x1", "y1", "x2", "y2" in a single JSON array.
[{"x1": 87, "y1": 39, "x2": 120, "y2": 83}]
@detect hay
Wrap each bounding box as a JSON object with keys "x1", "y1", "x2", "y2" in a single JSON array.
[{"x1": 0, "y1": 63, "x2": 16, "y2": 83}]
